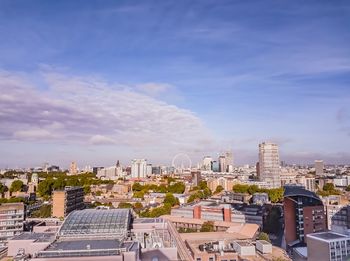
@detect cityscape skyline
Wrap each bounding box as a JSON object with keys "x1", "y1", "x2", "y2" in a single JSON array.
[{"x1": 1, "y1": 1, "x2": 350, "y2": 167}]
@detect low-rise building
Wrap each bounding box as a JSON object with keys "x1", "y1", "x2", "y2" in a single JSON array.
[
  {"x1": 0, "y1": 203, "x2": 25, "y2": 245},
  {"x1": 307, "y1": 231, "x2": 350, "y2": 261}
]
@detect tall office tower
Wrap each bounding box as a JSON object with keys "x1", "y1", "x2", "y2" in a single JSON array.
[
  {"x1": 69, "y1": 161, "x2": 77, "y2": 175},
  {"x1": 191, "y1": 171, "x2": 202, "y2": 186},
  {"x1": 52, "y1": 186, "x2": 85, "y2": 218},
  {"x1": 224, "y1": 151, "x2": 233, "y2": 172},
  {"x1": 218, "y1": 155, "x2": 226, "y2": 172},
  {"x1": 315, "y1": 160, "x2": 324, "y2": 176},
  {"x1": 146, "y1": 164, "x2": 152, "y2": 176},
  {"x1": 131, "y1": 159, "x2": 147, "y2": 178},
  {"x1": 259, "y1": 142, "x2": 281, "y2": 188},
  {"x1": 202, "y1": 156, "x2": 212, "y2": 171},
  {"x1": 0, "y1": 203, "x2": 24, "y2": 245},
  {"x1": 211, "y1": 161, "x2": 219, "y2": 172},
  {"x1": 284, "y1": 186, "x2": 327, "y2": 247}
]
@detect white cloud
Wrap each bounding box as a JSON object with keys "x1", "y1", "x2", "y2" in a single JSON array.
[{"x1": 0, "y1": 70, "x2": 212, "y2": 155}]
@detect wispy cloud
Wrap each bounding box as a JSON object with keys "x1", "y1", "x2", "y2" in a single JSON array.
[{"x1": 0, "y1": 70, "x2": 212, "y2": 152}]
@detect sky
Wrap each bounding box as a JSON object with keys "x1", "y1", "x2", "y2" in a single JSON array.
[{"x1": 0, "y1": 0, "x2": 350, "y2": 168}]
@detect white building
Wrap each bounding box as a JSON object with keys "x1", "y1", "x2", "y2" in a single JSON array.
[
  {"x1": 202, "y1": 156, "x2": 212, "y2": 171},
  {"x1": 97, "y1": 165, "x2": 123, "y2": 180},
  {"x1": 131, "y1": 159, "x2": 147, "y2": 178},
  {"x1": 259, "y1": 142, "x2": 281, "y2": 188},
  {"x1": 315, "y1": 160, "x2": 324, "y2": 176}
]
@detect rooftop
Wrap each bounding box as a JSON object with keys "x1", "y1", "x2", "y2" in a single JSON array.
[
  {"x1": 308, "y1": 232, "x2": 348, "y2": 241},
  {"x1": 11, "y1": 232, "x2": 55, "y2": 242},
  {"x1": 58, "y1": 209, "x2": 131, "y2": 238},
  {"x1": 46, "y1": 239, "x2": 124, "y2": 251},
  {"x1": 284, "y1": 185, "x2": 321, "y2": 201}
]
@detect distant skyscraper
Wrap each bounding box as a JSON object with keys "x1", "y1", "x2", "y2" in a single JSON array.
[
  {"x1": 315, "y1": 160, "x2": 324, "y2": 176},
  {"x1": 69, "y1": 161, "x2": 77, "y2": 175},
  {"x1": 259, "y1": 142, "x2": 281, "y2": 188},
  {"x1": 218, "y1": 155, "x2": 226, "y2": 172},
  {"x1": 224, "y1": 151, "x2": 233, "y2": 172},
  {"x1": 131, "y1": 159, "x2": 147, "y2": 178},
  {"x1": 202, "y1": 156, "x2": 212, "y2": 171}
]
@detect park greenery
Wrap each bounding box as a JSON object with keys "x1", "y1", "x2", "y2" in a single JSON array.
[
  {"x1": 232, "y1": 184, "x2": 284, "y2": 203},
  {"x1": 36, "y1": 172, "x2": 113, "y2": 199},
  {"x1": 139, "y1": 203, "x2": 172, "y2": 218},
  {"x1": 132, "y1": 180, "x2": 185, "y2": 200},
  {"x1": 30, "y1": 204, "x2": 52, "y2": 218},
  {"x1": 10, "y1": 180, "x2": 24, "y2": 193},
  {"x1": 317, "y1": 183, "x2": 341, "y2": 197},
  {"x1": 214, "y1": 185, "x2": 224, "y2": 194},
  {"x1": 187, "y1": 181, "x2": 212, "y2": 203},
  {"x1": 0, "y1": 197, "x2": 25, "y2": 204}
]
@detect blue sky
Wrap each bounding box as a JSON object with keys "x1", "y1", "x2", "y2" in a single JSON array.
[{"x1": 0, "y1": 1, "x2": 350, "y2": 168}]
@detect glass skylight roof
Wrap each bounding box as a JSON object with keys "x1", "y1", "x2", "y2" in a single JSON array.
[{"x1": 58, "y1": 209, "x2": 131, "y2": 238}]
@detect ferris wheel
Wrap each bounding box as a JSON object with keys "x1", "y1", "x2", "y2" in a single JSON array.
[{"x1": 171, "y1": 153, "x2": 192, "y2": 170}]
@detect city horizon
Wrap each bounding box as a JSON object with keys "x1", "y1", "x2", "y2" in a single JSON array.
[{"x1": 1, "y1": 1, "x2": 349, "y2": 167}]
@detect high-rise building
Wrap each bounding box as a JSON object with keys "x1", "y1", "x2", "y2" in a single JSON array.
[
  {"x1": 131, "y1": 159, "x2": 147, "y2": 178},
  {"x1": 259, "y1": 142, "x2": 281, "y2": 188},
  {"x1": 211, "y1": 161, "x2": 219, "y2": 172},
  {"x1": 52, "y1": 186, "x2": 85, "y2": 218},
  {"x1": 0, "y1": 203, "x2": 24, "y2": 245},
  {"x1": 225, "y1": 151, "x2": 233, "y2": 172},
  {"x1": 315, "y1": 160, "x2": 324, "y2": 176},
  {"x1": 284, "y1": 186, "x2": 326, "y2": 247},
  {"x1": 69, "y1": 161, "x2": 77, "y2": 175},
  {"x1": 202, "y1": 156, "x2": 212, "y2": 171},
  {"x1": 218, "y1": 155, "x2": 226, "y2": 172},
  {"x1": 191, "y1": 171, "x2": 202, "y2": 186}
]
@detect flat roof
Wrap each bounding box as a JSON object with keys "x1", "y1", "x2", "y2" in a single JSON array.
[
  {"x1": 308, "y1": 232, "x2": 348, "y2": 241},
  {"x1": 235, "y1": 241, "x2": 253, "y2": 246},
  {"x1": 46, "y1": 239, "x2": 123, "y2": 251},
  {"x1": 133, "y1": 218, "x2": 164, "y2": 224},
  {"x1": 11, "y1": 232, "x2": 55, "y2": 242},
  {"x1": 257, "y1": 240, "x2": 271, "y2": 245}
]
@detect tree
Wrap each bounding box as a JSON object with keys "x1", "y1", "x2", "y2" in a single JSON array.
[
  {"x1": 200, "y1": 221, "x2": 214, "y2": 232},
  {"x1": 83, "y1": 185, "x2": 91, "y2": 194},
  {"x1": 31, "y1": 204, "x2": 52, "y2": 218},
  {"x1": 118, "y1": 202, "x2": 133, "y2": 208},
  {"x1": 10, "y1": 180, "x2": 24, "y2": 193},
  {"x1": 267, "y1": 188, "x2": 284, "y2": 203},
  {"x1": 203, "y1": 187, "x2": 212, "y2": 198},
  {"x1": 232, "y1": 184, "x2": 250, "y2": 193},
  {"x1": 133, "y1": 202, "x2": 143, "y2": 210},
  {"x1": 53, "y1": 177, "x2": 66, "y2": 190},
  {"x1": 258, "y1": 232, "x2": 271, "y2": 242},
  {"x1": 199, "y1": 181, "x2": 208, "y2": 190},
  {"x1": 38, "y1": 179, "x2": 54, "y2": 198},
  {"x1": 0, "y1": 183, "x2": 8, "y2": 194},
  {"x1": 164, "y1": 193, "x2": 179, "y2": 207},
  {"x1": 346, "y1": 185, "x2": 350, "y2": 192},
  {"x1": 168, "y1": 182, "x2": 185, "y2": 194},
  {"x1": 214, "y1": 185, "x2": 224, "y2": 194},
  {"x1": 132, "y1": 182, "x2": 143, "y2": 192},
  {"x1": 323, "y1": 183, "x2": 335, "y2": 192},
  {"x1": 133, "y1": 191, "x2": 145, "y2": 199}
]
